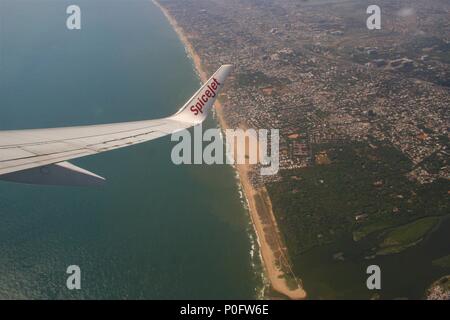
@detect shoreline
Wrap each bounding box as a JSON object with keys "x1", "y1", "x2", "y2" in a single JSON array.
[{"x1": 153, "y1": 0, "x2": 306, "y2": 300}]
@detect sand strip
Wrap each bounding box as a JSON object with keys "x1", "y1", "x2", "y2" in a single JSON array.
[{"x1": 153, "y1": 0, "x2": 306, "y2": 300}]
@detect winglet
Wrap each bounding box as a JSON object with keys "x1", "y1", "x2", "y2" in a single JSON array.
[{"x1": 170, "y1": 65, "x2": 233, "y2": 124}]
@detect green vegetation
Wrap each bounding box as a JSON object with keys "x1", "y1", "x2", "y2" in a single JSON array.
[
  {"x1": 376, "y1": 217, "x2": 440, "y2": 255},
  {"x1": 353, "y1": 219, "x2": 398, "y2": 242},
  {"x1": 236, "y1": 71, "x2": 290, "y2": 87},
  {"x1": 267, "y1": 141, "x2": 450, "y2": 258},
  {"x1": 405, "y1": 36, "x2": 450, "y2": 64},
  {"x1": 314, "y1": 109, "x2": 330, "y2": 120},
  {"x1": 432, "y1": 255, "x2": 450, "y2": 268},
  {"x1": 421, "y1": 151, "x2": 448, "y2": 175}
]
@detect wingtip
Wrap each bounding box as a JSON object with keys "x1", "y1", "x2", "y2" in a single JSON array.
[{"x1": 170, "y1": 64, "x2": 233, "y2": 124}]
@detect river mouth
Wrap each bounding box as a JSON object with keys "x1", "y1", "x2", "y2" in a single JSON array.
[{"x1": 296, "y1": 216, "x2": 450, "y2": 299}]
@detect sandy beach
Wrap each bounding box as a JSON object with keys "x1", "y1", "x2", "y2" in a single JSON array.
[{"x1": 153, "y1": 0, "x2": 307, "y2": 300}]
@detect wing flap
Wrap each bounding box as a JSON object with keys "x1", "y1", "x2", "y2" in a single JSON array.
[
  {"x1": 21, "y1": 142, "x2": 82, "y2": 156},
  {"x1": 0, "y1": 161, "x2": 105, "y2": 186},
  {"x1": 0, "y1": 147, "x2": 36, "y2": 161}
]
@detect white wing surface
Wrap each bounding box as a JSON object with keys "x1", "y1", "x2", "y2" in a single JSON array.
[{"x1": 0, "y1": 65, "x2": 233, "y2": 186}]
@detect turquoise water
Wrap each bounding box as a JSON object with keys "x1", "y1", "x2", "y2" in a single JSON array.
[{"x1": 0, "y1": 0, "x2": 260, "y2": 299}]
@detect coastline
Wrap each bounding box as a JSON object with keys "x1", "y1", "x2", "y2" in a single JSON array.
[{"x1": 153, "y1": 0, "x2": 306, "y2": 300}]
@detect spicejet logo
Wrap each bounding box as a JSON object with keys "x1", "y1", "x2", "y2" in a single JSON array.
[{"x1": 190, "y1": 78, "x2": 221, "y2": 116}]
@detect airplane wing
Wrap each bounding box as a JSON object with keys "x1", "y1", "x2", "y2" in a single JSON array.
[{"x1": 0, "y1": 65, "x2": 233, "y2": 186}]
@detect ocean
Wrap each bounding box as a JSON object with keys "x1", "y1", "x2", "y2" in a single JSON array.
[{"x1": 0, "y1": 0, "x2": 260, "y2": 299}]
